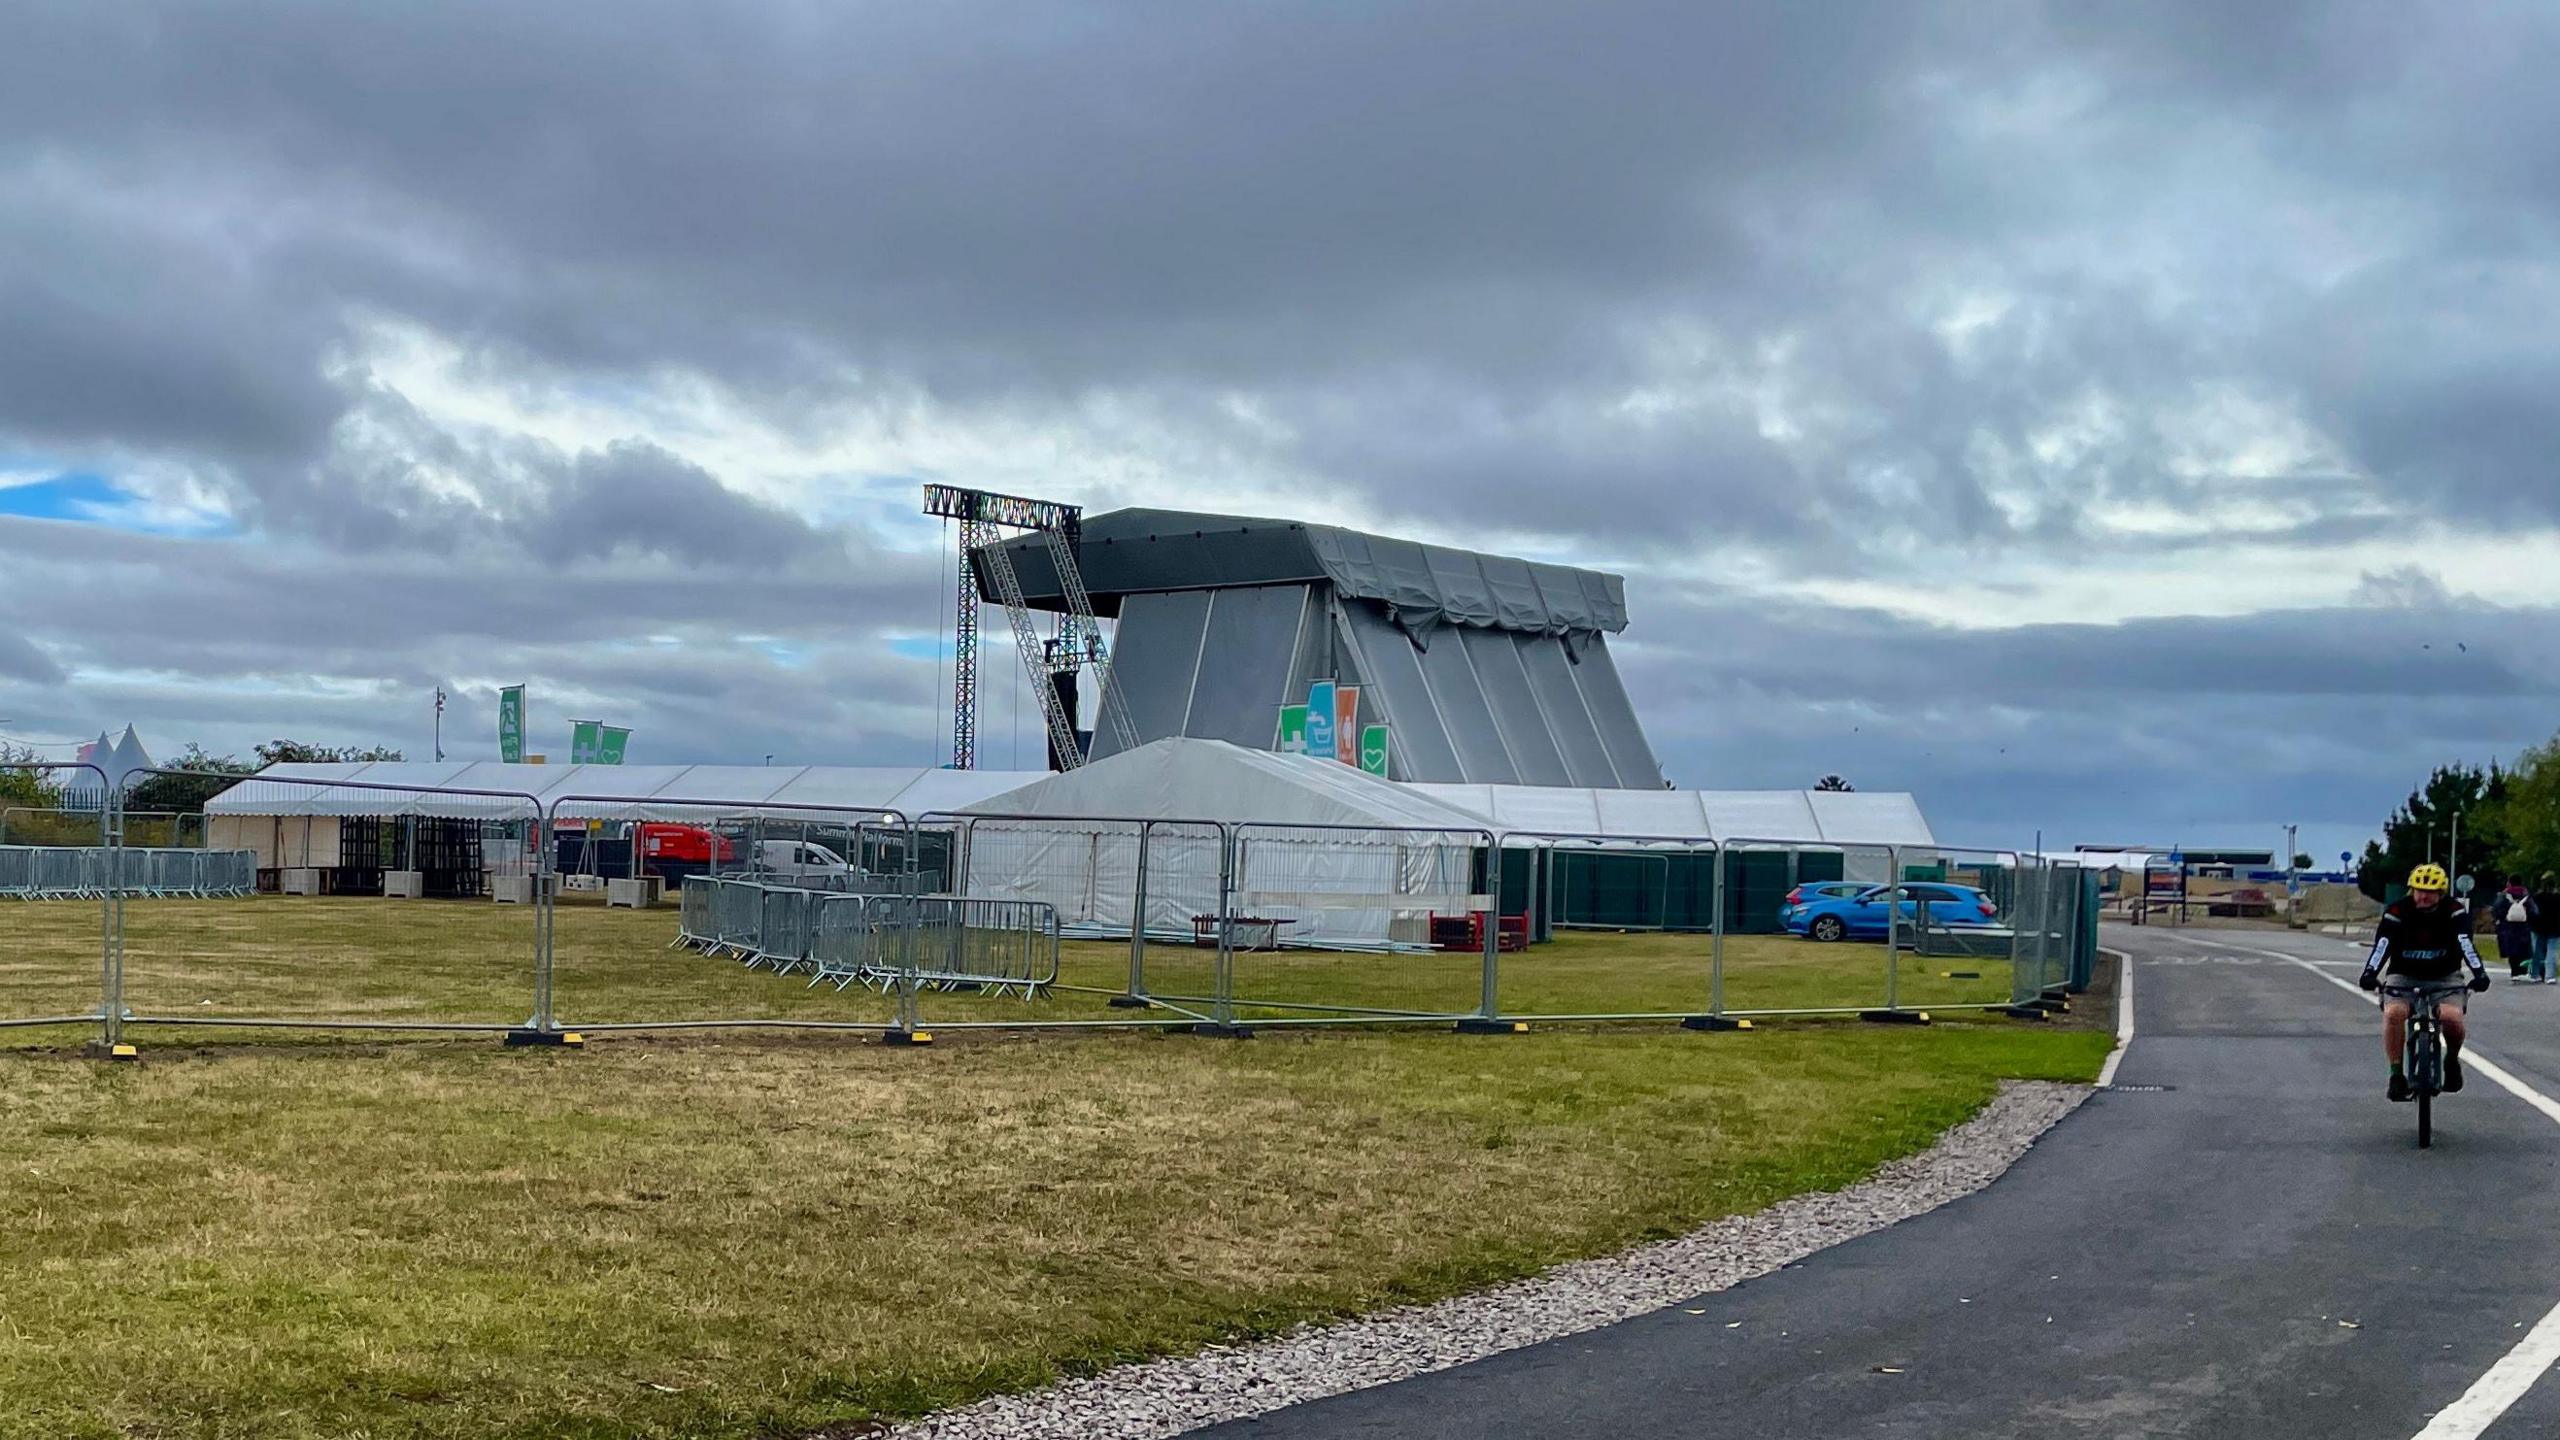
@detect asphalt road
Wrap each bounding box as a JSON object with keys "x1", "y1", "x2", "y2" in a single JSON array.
[{"x1": 1197, "y1": 924, "x2": 2560, "y2": 1439}]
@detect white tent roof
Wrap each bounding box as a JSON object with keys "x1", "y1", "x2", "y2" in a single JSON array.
[
  {"x1": 1409, "y1": 782, "x2": 1937, "y2": 847},
  {"x1": 961, "y1": 738, "x2": 1491, "y2": 832},
  {"x1": 206, "y1": 761, "x2": 1047, "y2": 822}
]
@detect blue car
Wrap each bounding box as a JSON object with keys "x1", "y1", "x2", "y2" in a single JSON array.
[{"x1": 1785, "y1": 882, "x2": 2001, "y2": 942}]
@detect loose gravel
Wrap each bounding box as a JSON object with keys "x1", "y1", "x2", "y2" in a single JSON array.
[{"x1": 887, "y1": 1079, "x2": 2089, "y2": 1440}]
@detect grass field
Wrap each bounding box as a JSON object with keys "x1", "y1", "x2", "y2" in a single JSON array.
[
  {"x1": 0, "y1": 897, "x2": 2104, "y2": 1439},
  {"x1": 0, "y1": 896, "x2": 2029, "y2": 1041}
]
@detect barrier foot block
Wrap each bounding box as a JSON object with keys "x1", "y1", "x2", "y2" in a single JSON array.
[
  {"x1": 1681, "y1": 1015, "x2": 1747, "y2": 1032},
  {"x1": 883, "y1": 1029, "x2": 935, "y2": 1047},
  {"x1": 1454, "y1": 1018, "x2": 1528, "y2": 1035},
  {"x1": 1859, "y1": 1009, "x2": 1931, "y2": 1025},
  {"x1": 1106, "y1": 994, "x2": 1154, "y2": 1010},
  {"x1": 1189, "y1": 1023, "x2": 1257, "y2": 1040},
  {"x1": 2002, "y1": 1005, "x2": 2052, "y2": 1021},
  {"x1": 504, "y1": 1029, "x2": 584, "y2": 1048}
]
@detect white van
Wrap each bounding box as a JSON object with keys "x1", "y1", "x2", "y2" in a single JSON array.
[{"x1": 752, "y1": 839, "x2": 854, "y2": 879}]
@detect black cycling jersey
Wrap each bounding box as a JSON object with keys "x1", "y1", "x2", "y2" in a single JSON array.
[{"x1": 2363, "y1": 898, "x2": 2486, "y2": 982}]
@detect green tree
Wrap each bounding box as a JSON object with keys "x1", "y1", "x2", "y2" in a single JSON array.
[
  {"x1": 124, "y1": 744, "x2": 258, "y2": 816},
  {"x1": 121, "y1": 739, "x2": 405, "y2": 816},
  {"x1": 2293, "y1": 853, "x2": 2315, "y2": 871},
  {"x1": 251, "y1": 740, "x2": 404, "y2": 766},
  {"x1": 0, "y1": 743, "x2": 62, "y2": 810},
  {"x1": 2358, "y1": 762, "x2": 2511, "y2": 901},
  {"x1": 2490, "y1": 733, "x2": 2560, "y2": 882}
]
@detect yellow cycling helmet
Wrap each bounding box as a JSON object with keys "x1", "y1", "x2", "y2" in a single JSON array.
[{"x1": 2408, "y1": 863, "x2": 2451, "y2": 893}]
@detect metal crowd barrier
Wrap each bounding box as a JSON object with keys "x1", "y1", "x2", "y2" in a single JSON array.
[
  {"x1": 675, "y1": 877, "x2": 1059, "y2": 997},
  {"x1": 0, "y1": 846, "x2": 253, "y2": 899}
]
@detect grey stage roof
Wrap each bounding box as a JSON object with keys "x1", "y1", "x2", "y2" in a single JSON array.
[
  {"x1": 975, "y1": 509, "x2": 1668, "y2": 790},
  {"x1": 981, "y1": 508, "x2": 1628, "y2": 634}
]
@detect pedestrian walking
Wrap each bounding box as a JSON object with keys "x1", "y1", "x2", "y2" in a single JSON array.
[
  {"x1": 2534, "y1": 872, "x2": 2560, "y2": 984},
  {"x1": 2493, "y1": 875, "x2": 2539, "y2": 981}
]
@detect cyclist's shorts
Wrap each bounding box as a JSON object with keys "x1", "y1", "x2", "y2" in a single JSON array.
[{"x1": 2379, "y1": 979, "x2": 2468, "y2": 1013}]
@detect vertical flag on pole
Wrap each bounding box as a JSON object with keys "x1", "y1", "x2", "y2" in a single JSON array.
[
  {"x1": 1276, "y1": 705, "x2": 1310, "y2": 754},
  {"x1": 597, "y1": 726, "x2": 631, "y2": 765},
  {"x1": 498, "y1": 686, "x2": 526, "y2": 763},
  {"x1": 1333, "y1": 686, "x2": 1361, "y2": 766},
  {"x1": 1305, "y1": 681, "x2": 1337, "y2": 760},
  {"x1": 570, "y1": 720, "x2": 602, "y2": 765},
  {"x1": 1360, "y1": 724, "x2": 1390, "y2": 777}
]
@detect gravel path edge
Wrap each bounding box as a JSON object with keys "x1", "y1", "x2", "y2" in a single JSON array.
[{"x1": 885, "y1": 1080, "x2": 2091, "y2": 1440}]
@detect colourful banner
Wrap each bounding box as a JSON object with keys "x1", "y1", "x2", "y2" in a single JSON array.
[
  {"x1": 569, "y1": 720, "x2": 602, "y2": 765},
  {"x1": 498, "y1": 686, "x2": 525, "y2": 764},
  {"x1": 597, "y1": 726, "x2": 631, "y2": 765},
  {"x1": 1359, "y1": 723, "x2": 1390, "y2": 777},
  {"x1": 1276, "y1": 704, "x2": 1310, "y2": 754},
  {"x1": 1333, "y1": 686, "x2": 1361, "y2": 766},
  {"x1": 1305, "y1": 681, "x2": 1337, "y2": 760}
]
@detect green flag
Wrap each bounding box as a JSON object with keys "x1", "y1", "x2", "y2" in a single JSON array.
[
  {"x1": 498, "y1": 686, "x2": 525, "y2": 763},
  {"x1": 1359, "y1": 723, "x2": 1390, "y2": 777},
  {"x1": 570, "y1": 720, "x2": 602, "y2": 765},
  {"x1": 597, "y1": 726, "x2": 631, "y2": 765},
  {"x1": 1277, "y1": 704, "x2": 1309, "y2": 754}
]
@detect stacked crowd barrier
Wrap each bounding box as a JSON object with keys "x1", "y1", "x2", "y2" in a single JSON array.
[
  {"x1": 0, "y1": 847, "x2": 255, "y2": 899},
  {"x1": 677, "y1": 876, "x2": 1059, "y2": 997}
]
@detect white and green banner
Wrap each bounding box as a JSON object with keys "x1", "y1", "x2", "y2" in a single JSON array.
[
  {"x1": 596, "y1": 726, "x2": 631, "y2": 765},
  {"x1": 1359, "y1": 723, "x2": 1390, "y2": 777},
  {"x1": 569, "y1": 719, "x2": 602, "y2": 765},
  {"x1": 1277, "y1": 704, "x2": 1310, "y2": 754},
  {"x1": 498, "y1": 685, "x2": 526, "y2": 763}
]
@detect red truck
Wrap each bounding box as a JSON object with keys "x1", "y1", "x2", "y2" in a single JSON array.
[{"x1": 636, "y1": 823, "x2": 737, "y2": 883}]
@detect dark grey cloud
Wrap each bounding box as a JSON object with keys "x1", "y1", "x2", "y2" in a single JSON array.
[{"x1": 23, "y1": 0, "x2": 2555, "y2": 552}]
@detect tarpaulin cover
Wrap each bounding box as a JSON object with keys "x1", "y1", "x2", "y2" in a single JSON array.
[{"x1": 983, "y1": 508, "x2": 1629, "y2": 636}]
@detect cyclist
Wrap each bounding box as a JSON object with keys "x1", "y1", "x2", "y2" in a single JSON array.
[{"x1": 2359, "y1": 863, "x2": 2490, "y2": 1101}]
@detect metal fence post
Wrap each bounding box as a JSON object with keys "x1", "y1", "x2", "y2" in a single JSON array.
[
  {"x1": 503, "y1": 798, "x2": 576, "y2": 1048},
  {"x1": 1684, "y1": 841, "x2": 1740, "y2": 1030},
  {"x1": 1112, "y1": 823, "x2": 1153, "y2": 1008},
  {"x1": 101, "y1": 777, "x2": 125, "y2": 1052},
  {"x1": 1862, "y1": 844, "x2": 1926, "y2": 1024},
  {"x1": 1193, "y1": 823, "x2": 1249, "y2": 1038},
  {"x1": 1455, "y1": 830, "x2": 1514, "y2": 1033}
]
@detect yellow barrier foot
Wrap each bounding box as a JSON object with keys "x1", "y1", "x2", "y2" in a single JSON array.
[
  {"x1": 1859, "y1": 1009, "x2": 1932, "y2": 1025},
  {"x1": 106, "y1": 1043, "x2": 139, "y2": 1061},
  {"x1": 1681, "y1": 1015, "x2": 1746, "y2": 1032},
  {"x1": 2002, "y1": 1005, "x2": 2052, "y2": 1021},
  {"x1": 883, "y1": 1029, "x2": 935, "y2": 1047},
  {"x1": 1453, "y1": 1019, "x2": 1529, "y2": 1035}
]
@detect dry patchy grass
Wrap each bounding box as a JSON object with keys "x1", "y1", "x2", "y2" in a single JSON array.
[
  {"x1": 0, "y1": 896, "x2": 2104, "y2": 1438},
  {"x1": 0, "y1": 1022, "x2": 2106, "y2": 1439}
]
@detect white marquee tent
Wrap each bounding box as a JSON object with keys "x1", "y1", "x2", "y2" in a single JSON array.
[
  {"x1": 957, "y1": 739, "x2": 1492, "y2": 947},
  {"x1": 206, "y1": 761, "x2": 1048, "y2": 823}
]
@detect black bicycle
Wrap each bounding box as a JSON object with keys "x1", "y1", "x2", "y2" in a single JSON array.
[{"x1": 2379, "y1": 979, "x2": 2475, "y2": 1149}]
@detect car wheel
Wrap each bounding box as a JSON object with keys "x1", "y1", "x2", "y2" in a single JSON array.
[{"x1": 1810, "y1": 915, "x2": 1847, "y2": 943}]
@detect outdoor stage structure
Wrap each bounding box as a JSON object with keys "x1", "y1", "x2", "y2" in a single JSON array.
[{"x1": 975, "y1": 508, "x2": 1667, "y2": 787}]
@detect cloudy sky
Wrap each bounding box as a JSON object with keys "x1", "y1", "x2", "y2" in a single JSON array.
[{"x1": 4, "y1": 1, "x2": 2557, "y2": 860}]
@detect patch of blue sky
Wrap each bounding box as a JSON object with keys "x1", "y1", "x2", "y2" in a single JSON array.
[
  {"x1": 754, "y1": 639, "x2": 814, "y2": 670},
  {"x1": 0, "y1": 470, "x2": 238, "y2": 537}
]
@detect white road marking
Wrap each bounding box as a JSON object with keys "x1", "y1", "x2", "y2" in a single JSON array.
[
  {"x1": 2095, "y1": 946, "x2": 2133, "y2": 1088},
  {"x1": 2218, "y1": 939, "x2": 2560, "y2": 1436}
]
